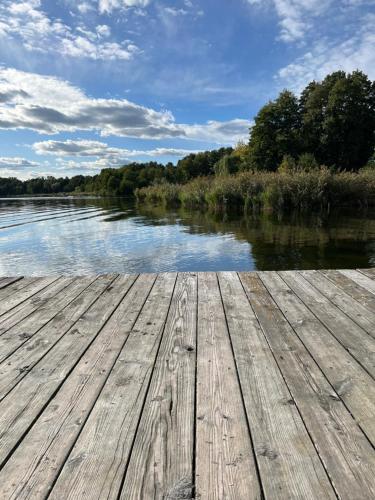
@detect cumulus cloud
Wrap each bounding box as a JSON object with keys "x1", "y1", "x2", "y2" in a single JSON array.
[
  {"x1": 0, "y1": 0, "x2": 139, "y2": 60},
  {"x1": 277, "y1": 13, "x2": 375, "y2": 90},
  {"x1": 33, "y1": 139, "x2": 202, "y2": 160},
  {"x1": 0, "y1": 157, "x2": 40, "y2": 169},
  {"x1": 0, "y1": 68, "x2": 251, "y2": 143},
  {"x1": 0, "y1": 157, "x2": 42, "y2": 180},
  {"x1": 55, "y1": 158, "x2": 116, "y2": 171}
]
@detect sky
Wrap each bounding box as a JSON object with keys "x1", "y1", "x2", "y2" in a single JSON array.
[{"x1": 0, "y1": 0, "x2": 374, "y2": 180}]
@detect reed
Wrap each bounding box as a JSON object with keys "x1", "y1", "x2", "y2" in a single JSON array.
[{"x1": 135, "y1": 168, "x2": 375, "y2": 213}]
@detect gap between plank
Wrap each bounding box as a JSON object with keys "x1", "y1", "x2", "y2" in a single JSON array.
[
  {"x1": 44, "y1": 274, "x2": 158, "y2": 499},
  {"x1": 240, "y1": 272, "x2": 340, "y2": 499},
  {"x1": 0, "y1": 274, "x2": 125, "y2": 471}
]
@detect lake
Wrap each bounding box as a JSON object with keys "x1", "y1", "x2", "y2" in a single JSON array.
[{"x1": 0, "y1": 197, "x2": 374, "y2": 275}]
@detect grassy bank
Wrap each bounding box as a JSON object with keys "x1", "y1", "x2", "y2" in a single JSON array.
[{"x1": 135, "y1": 168, "x2": 375, "y2": 213}]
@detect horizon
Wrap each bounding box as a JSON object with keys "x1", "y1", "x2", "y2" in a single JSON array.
[{"x1": 0, "y1": 0, "x2": 374, "y2": 180}]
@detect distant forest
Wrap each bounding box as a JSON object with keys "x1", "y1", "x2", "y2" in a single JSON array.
[{"x1": 1, "y1": 70, "x2": 374, "y2": 197}]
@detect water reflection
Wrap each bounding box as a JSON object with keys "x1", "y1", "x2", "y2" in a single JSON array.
[{"x1": 0, "y1": 197, "x2": 374, "y2": 275}]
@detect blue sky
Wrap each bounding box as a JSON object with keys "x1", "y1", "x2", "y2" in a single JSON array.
[{"x1": 0, "y1": 0, "x2": 374, "y2": 179}]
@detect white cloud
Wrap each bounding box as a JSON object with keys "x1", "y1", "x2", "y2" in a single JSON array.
[
  {"x1": 33, "y1": 139, "x2": 202, "y2": 160},
  {"x1": 96, "y1": 24, "x2": 111, "y2": 37},
  {"x1": 0, "y1": 168, "x2": 42, "y2": 180},
  {"x1": 0, "y1": 157, "x2": 42, "y2": 180},
  {"x1": 182, "y1": 119, "x2": 251, "y2": 144},
  {"x1": 55, "y1": 158, "x2": 112, "y2": 171},
  {"x1": 77, "y1": 2, "x2": 95, "y2": 14},
  {"x1": 0, "y1": 157, "x2": 39, "y2": 169},
  {"x1": 0, "y1": 68, "x2": 251, "y2": 143},
  {"x1": 277, "y1": 14, "x2": 375, "y2": 90},
  {"x1": 0, "y1": 0, "x2": 139, "y2": 60},
  {"x1": 98, "y1": 0, "x2": 151, "y2": 14},
  {"x1": 246, "y1": 0, "x2": 332, "y2": 42},
  {"x1": 164, "y1": 7, "x2": 188, "y2": 16}
]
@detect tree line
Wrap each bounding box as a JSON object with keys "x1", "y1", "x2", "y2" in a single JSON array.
[
  {"x1": 0, "y1": 70, "x2": 374, "y2": 197},
  {"x1": 0, "y1": 148, "x2": 232, "y2": 196}
]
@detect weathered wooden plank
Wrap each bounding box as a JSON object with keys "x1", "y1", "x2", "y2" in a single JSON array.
[
  {"x1": 255, "y1": 272, "x2": 375, "y2": 499},
  {"x1": 357, "y1": 268, "x2": 375, "y2": 279},
  {"x1": 0, "y1": 274, "x2": 156, "y2": 500},
  {"x1": 47, "y1": 273, "x2": 176, "y2": 500},
  {"x1": 321, "y1": 270, "x2": 375, "y2": 311},
  {"x1": 340, "y1": 269, "x2": 375, "y2": 295},
  {"x1": 120, "y1": 273, "x2": 197, "y2": 499},
  {"x1": 280, "y1": 271, "x2": 375, "y2": 379},
  {"x1": 195, "y1": 272, "x2": 261, "y2": 500},
  {"x1": 300, "y1": 270, "x2": 375, "y2": 339},
  {"x1": 0, "y1": 276, "x2": 103, "y2": 398},
  {"x1": 0, "y1": 278, "x2": 40, "y2": 305},
  {"x1": 0, "y1": 277, "x2": 36, "y2": 300},
  {"x1": 219, "y1": 272, "x2": 336, "y2": 499},
  {"x1": 0, "y1": 274, "x2": 124, "y2": 467},
  {"x1": 0, "y1": 269, "x2": 373, "y2": 500},
  {"x1": 0, "y1": 276, "x2": 76, "y2": 334},
  {"x1": 255, "y1": 271, "x2": 375, "y2": 446},
  {"x1": 0, "y1": 277, "x2": 22, "y2": 290},
  {"x1": 0, "y1": 276, "x2": 59, "y2": 316}
]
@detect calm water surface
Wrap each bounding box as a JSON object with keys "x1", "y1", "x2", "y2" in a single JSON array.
[{"x1": 0, "y1": 197, "x2": 374, "y2": 275}]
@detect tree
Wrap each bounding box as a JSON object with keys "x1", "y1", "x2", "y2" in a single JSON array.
[
  {"x1": 300, "y1": 70, "x2": 375, "y2": 170},
  {"x1": 248, "y1": 90, "x2": 301, "y2": 171},
  {"x1": 176, "y1": 148, "x2": 233, "y2": 182},
  {"x1": 249, "y1": 71, "x2": 374, "y2": 171}
]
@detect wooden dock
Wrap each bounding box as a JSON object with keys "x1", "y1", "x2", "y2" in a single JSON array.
[{"x1": 0, "y1": 270, "x2": 374, "y2": 499}]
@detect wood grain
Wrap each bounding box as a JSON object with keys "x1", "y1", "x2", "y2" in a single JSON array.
[
  {"x1": 0, "y1": 270, "x2": 373, "y2": 500},
  {"x1": 280, "y1": 271, "x2": 375, "y2": 378},
  {"x1": 300, "y1": 270, "x2": 375, "y2": 338},
  {"x1": 0, "y1": 274, "x2": 155, "y2": 500},
  {"x1": 120, "y1": 273, "x2": 197, "y2": 500},
  {"x1": 48, "y1": 273, "x2": 177, "y2": 500},
  {"x1": 195, "y1": 272, "x2": 261, "y2": 500},
  {"x1": 258, "y1": 271, "x2": 375, "y2": 445},
  {"x1": 257, "y1": 271, "x2": 375, "y2": 499},
  {"x1": 321, "y1": 269, "x2": 375, "y2": 311},
  {"x1": 221, "y1": 272, "x2": 338, "y2": 499},
  {"x1": 0, "y1": 274, "x2": 120, "y2": 467}
]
